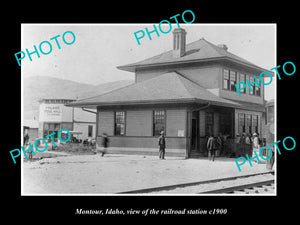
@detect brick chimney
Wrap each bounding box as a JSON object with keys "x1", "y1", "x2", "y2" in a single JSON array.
[{"x1": 172, "y1": 28, "x2": 186, "y2": 58}]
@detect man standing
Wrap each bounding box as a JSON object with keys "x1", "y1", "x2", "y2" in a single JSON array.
[
  {"x1": 101, "y1": 133, "x2": 109, "y2": 157},
  {"x1": 158, "y1": 131, "x2": 166, "y2": 160},
  {"x1": 207, "y1": 135, "x2": 216, "y2": 161}
]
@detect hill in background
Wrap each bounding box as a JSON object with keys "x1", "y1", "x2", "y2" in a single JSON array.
[{"x1": 23, "y1": 76, "x2": 134, "y2": 120}]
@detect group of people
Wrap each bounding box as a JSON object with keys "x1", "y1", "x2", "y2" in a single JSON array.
[
  {"x1": 157, "y1": 131, "x2": 224, "y2": 161},
  {"x1": 206, "y1": 135, "x2": 223, "y2": 161},
  {"x1": 236, "y1": 132, "x2": 262, "y2": 147},
  {"x1": 97, "y1": 131, "x2": 273, "y2": 171}
]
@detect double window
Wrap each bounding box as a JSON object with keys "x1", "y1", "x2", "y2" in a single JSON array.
[
  {"x1": 223, "y1": 69, "x2": 237, "y2": 92},
  {"x1": 113, "y1": 110, "x2": 166, "y2": 137},
  {"x1": 248, "y1": 76, "x2": 261, "y2": 96},
  {"x1": 238, "y1": 113, "x2": 260, "y2": 135}
]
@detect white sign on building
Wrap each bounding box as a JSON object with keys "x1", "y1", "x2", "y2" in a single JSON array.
[{"x1": 39, "y1": 104, "x2": 63, "y2": 122}]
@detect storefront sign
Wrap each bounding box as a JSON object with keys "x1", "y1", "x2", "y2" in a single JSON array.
[{"x1": 39, "y1": 104, "x2": 63, "y2": 122}]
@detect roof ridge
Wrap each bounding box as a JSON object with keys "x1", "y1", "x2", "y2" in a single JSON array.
[
  {"x1": 171, "y1": 71, "x2": 219, "y2": 100},
  {"x1": 173, "y1": 70, "x2": 206, "y2": 88}
]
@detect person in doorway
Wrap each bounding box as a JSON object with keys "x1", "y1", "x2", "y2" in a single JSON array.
[
  {"x1": 207, "y1": 135, "x2": 216, "y2": 161},
  {"x1": 158, "y1": 131, "x2": 166, "y2": 160},
  {"x1": 101, "y1": 133, "x2": 109, "y2": 157}
]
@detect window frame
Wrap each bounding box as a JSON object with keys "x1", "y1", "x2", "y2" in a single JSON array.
[
  {"x1": 246, "y1": 114, "x2": 252, "y2": 135},
  {"x1": 248, "y1": 75, "x2": 260, "y2": 96},
  {"x1": 153, "y1": 110, "x2": 166, "y2": 137},
  {"x1": 229, "y1": 70, "x2": 237, "y2": 91},
  {"x1": 238, "y1": 113, "x2": 245, "y2": 134},
  {"x1": 239, "y1": 73, "x2": 246, "y2": 94},
  {"x1": 223, "y1": 69, "x2": 230, "y2": 90},
  {"x1": 219, "y1": 112, "x2": 232, "y2": 136},
  {"x1": 114, "y1": 111, "x2": 126, "y2": 136},
  {"x1": 88, "y1": 125, "x2": 93, "y2": 137},
  {"x1": 255, "y1": 84, "x2": 261, "y2": 96},
  {"x1": 205, "y1": 112, "x2": 214, "y2": 136},
  {"x1": 253, "y1": 115, "x2": 259, "y2": 134}
]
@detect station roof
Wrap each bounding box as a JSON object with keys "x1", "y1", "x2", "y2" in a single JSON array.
[
  {"x1": 117, "y1": 38, "x2": 268, "y2": 73},
  {"x1": 66, "y1": 72, "x2": 265, "y2": 112}
]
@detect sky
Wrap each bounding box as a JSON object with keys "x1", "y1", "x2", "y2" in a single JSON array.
[{"x1": 21, "y1": 24, "x2": 276, "y2": 100}]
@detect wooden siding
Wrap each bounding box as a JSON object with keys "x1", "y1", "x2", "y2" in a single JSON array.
[
  {"x1": 166, "y1": 109, "x2": 186, "y2": 137},
  {"x1": 126, "y1": 110, "x2": 152, "y2": 136},
  {"x1": 97, "y1": 111, "x2": 114, "y2": 136}
]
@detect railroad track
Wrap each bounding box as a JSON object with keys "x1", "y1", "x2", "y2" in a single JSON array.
[
  {"x1": 200, "y1": 179, "x2": 274, "y2": 194},
  {"x1": 118, "y1": 171, "x2": 275, "y2": 194}
]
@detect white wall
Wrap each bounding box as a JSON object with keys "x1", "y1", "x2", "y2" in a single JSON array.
[{"x1": 73, "y1": 123, "x2": 96, "y2": 139}]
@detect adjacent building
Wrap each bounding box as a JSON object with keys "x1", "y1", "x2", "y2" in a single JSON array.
[
  {"x1": 67, "y1": 28, "x2": 272, "y2": 158},
  {"x1": 23, "y1": 119, "x2": 39, "y2": 143},
  {"x1": 38, "y1": 98, "x2": 96, "y2": 141}
]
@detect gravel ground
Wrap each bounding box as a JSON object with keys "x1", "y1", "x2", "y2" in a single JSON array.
[{"x1": 22, "y1": 153, "x2": 275, "y2": 195}]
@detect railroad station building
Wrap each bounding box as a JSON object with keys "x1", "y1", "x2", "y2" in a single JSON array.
[{"x1": 67, "y1": 28, "x2": 271, "y2": 158}]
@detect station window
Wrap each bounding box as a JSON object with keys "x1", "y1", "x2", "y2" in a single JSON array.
[
  {"x1": 230, "y1": 70, "x2": 237, "y2": 91},
  {"x1": 223, "y1": 69, "x2": 237, "y2": 92},
  {"x1": 246, "y1": 114, "x2": 252, "y2": 134},
  {"x1": 238, "y1": 113, "x2": 245, "y2": 134},
  {"x1": 223, "y1": 69, "x2": 230, "y2": 90},
  {"x1": 255, "y1": 85, "x2": 261, "y2": 96},
  {"x1": 88, "y1": 125, "x2": 93, "y2": 137},
  {"x1": 239, "y1": 73, "x2": 246, "y2": 93},
  {"x1": 205, "y1": 112, "x2": 214, "y2": 136},
  {"x1": 253, "y1": 115, "x2": 259, "y2": 134},
  {"x1": 219, "y1": 113, "x2": 232, "y2": 136},
  {"x1": 153, "y1": 110, "x2": 165, "y2": 136},
  {"x1": 249, "y1": 76, "x2": 261, "y2": 96},
  {"x1": 114, "y1": 111, "x2": 126, "y2": 136}
]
